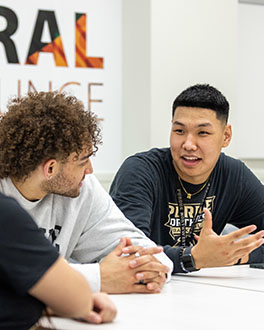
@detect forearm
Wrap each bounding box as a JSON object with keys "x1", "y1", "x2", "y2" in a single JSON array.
[{"x1": 29, "y1": 257, "x2": 93, "y2": 319}]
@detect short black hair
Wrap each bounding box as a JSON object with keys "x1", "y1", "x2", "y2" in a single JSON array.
[{"x1": 172, "y1": 84, "x2": 229, "y2": 123}]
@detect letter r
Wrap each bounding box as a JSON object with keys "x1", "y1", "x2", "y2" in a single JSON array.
[{"x1": 0, "y1": 6, "x2": 19, "y2": 63}]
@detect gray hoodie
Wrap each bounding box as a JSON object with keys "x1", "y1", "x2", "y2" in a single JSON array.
[{"x1": 0, "y1": 174, "x2": 173, "y2": 292}]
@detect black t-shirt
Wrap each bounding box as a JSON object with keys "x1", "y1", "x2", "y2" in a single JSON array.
[
  {"x1": 0, "y1": 193, "x2": 59, "y2": 330},
  {"x1": 110, "y1": 148, "x2": 264, "y2": 272}
]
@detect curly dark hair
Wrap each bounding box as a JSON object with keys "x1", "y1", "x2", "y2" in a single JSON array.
[{"x1": 0, "y1": 91, "x2": 101, "y2": 180}]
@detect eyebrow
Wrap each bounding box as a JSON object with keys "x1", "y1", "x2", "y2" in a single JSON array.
[
  {"x1": 80, "y1": 151, "x2": 93, "y2": 161},
  {"x1": 172, "y1": 120, "x2": 213, "y2": 128}
]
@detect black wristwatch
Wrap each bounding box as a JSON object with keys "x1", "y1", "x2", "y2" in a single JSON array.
[{"x1": 180, "y1": 246, "x2": 199, "y2": 273}]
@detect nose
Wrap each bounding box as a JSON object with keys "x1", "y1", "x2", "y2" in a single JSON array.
[
  {"x1": 183, "y1": 134, "x2": 197, "y2": 151},
  {"x1": 85, "y1": 159, "x2": 93, "y2": 175}
]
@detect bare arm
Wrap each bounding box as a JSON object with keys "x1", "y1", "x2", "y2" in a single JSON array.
[{"x1": 29, "y1": 256, "x2": 93, "y2": 320}]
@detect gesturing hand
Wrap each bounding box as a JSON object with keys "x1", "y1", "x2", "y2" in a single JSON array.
[
  {"x1": 191, "y1": 208, "x2": 264, "y2": 269},
  {"x1": 99, "y1": 237, "x2": 169, "y2": 294}
]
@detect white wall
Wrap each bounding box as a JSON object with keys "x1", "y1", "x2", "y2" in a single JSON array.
[
  {"x1": 122, "y1": 0, "x2": 238, "y2": 159},
  {"x1": 150, "y1": 0, "x2": 238, "y2": 152},
  {"x1": 99, "y1": 0, "x2": 264, "y2": 191},
  {"x1": 122, "y1": 0, "x2": 151, "y2": 157},
  {"x1": 236, "y1": 2, "x2": 264, "y2": 158}
]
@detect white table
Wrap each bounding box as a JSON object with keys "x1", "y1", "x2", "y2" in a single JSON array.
[
  {"x1": 39, "y1": 265, "x2": 264, "y2": 330},
  {"x1": 173, "y1": 264, "x2": 264, "y2": 292}
]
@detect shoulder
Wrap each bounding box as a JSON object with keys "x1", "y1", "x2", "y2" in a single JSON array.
[
  {"x1": 126, "y1": 147, "x2": 170, "y2": 162},
  {"x1": 120, "y1": 147, "x2": 171, "y2": 173},
  {"x1": 0, "y1": 193, "x2": 47, "y2": 248},
  {"x1": 0, "y1": 193, "x2": 38, "y2": 230},
  {"x1": 214, "y1": 153, "x2": 262, "y2": 187},
  {"x1": 215, "y1": 153, "x2": 246, "y2": 174},
  {"x1": 76, "y1": 173, "x2": 110, "y2": 207},
  {"x1": 0, "y1": 192, "x2": 27, "y2": 219},
  {"x1": 110, "y1": 148, "x2": 173, "y2": 195},
  {"x1": 111, "y1": 148, "x2": 172, "y2": 186}
]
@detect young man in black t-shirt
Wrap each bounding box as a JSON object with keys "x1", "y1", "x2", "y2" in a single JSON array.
[
  {"x1": 110, "y1": 84, "x2": 264, "y2": 273},
  {"x1": 0, "y1": 193, "x2": 116, "y2": 329}
]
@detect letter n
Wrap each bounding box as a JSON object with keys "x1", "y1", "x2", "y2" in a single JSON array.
[
  {"x1": 25, "y1": 10, "x2": 67, "y2": 66},
  {"x1": 0, "y1": 6, "x2": 19, "y2": 63},
  {"x1": 75, "y1": 13, "x2": 103, "y2": 68}
]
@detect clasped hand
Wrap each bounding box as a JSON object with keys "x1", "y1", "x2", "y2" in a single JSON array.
[{"x1": 100, "y1": 237, "x2": 169, "y2": 294}]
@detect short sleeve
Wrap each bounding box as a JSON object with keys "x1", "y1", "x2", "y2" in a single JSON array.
[{"x1": 0, "y1": 195, "x2": 59, "y2": 295}]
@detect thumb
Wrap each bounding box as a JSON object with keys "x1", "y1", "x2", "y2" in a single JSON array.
[
  {"x1": 85, "y1": 311, "x2": 102, "y2": 324},
  {"x1": 194, "y1": 234, "x2": 199, "y2": 241},
  {"x1": 202, "y1": 208, "x2": 213, "y2": 232}
]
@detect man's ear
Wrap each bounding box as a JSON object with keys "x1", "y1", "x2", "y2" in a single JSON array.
[
  {"x1": 43, "y1": 159, "x2": 57, "y2": 181},
  {"x1": 222, "y1": 124, "x2": 232, "y2": 148}
]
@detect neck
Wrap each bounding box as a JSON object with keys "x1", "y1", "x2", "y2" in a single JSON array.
[
  {"x1": 11, "y1": 176, "x2": 47, "y2": 201},
  {"x1": 179, "y1": 176, "x2": 208, "y2": 185},
  {"x1": 172, "y1": 162, "x2": 211, "y2": 185},
  {"x1": 178, "y1": 175, "x2": 210, "y2": 200}
]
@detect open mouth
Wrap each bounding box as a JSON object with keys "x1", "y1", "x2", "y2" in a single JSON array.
[{"x1": 181, "y1": 156, "x2": 201, "y2": 166}]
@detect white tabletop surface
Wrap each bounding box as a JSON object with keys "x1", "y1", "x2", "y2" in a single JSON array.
[
  {"x1": 39, "y1": 265, "x2": 264, "y2": 330},
  {"x1": 173, "y1": 264, "x2": 264, "y2": 292}
]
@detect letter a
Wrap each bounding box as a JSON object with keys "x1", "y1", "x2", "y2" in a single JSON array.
[{"x1": 25, "y1": 10, "x2": 67, "y2": 66}]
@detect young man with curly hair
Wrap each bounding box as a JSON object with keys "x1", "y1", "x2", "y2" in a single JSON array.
[
  {"x1": 110, "y1": 84, "x2": 264, "y2": 273},
  {"x1": 0, "y1": 91, "x2": 173, "y2": 294}
]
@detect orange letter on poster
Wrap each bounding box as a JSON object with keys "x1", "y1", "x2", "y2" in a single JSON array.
[
  {"x1": 75, "y1": 13, "x2": 103, "y2": 69},
  {"x1": 25, "y1": 10, "x2": 68, "y2": 67}
]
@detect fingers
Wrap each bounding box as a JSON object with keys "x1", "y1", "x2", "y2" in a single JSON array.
[
  {"x1": 136, "y1": 271, "x2": 166, "y2": 285},
  {"x1": 89, "y1": 293, "x2": 117, "y2": 324},
  {"x1": 146, "y1": 281, "x2": 162, "y2": 293},
  {"x1": 129, "y1": 255, "x2": 169, "y2": 274},
  {"x1": 136, "y1": 271, "x2": 158, "y2": 282},
  {"x1": 194, "y1": 234, "x2": 199, "y2": 241},
  {"x1": 137, "y1": 246, "x2": 163, "y2": 256},
  {"x1": 134, "y1": 272, "x2": 166, "y2": 293},
  {"x1": 122, "y1": 245, "x2": 163, "y2": 256},
  {"x1": 123, "y1": 237, "x2": 133, "y2": 247},
  {"x1": 122, "y1": 245, "x2": 143, "y2": 255},
  {"x1": 136, "y1": 270, "x2": 161, "y2": 282},
  {"x1": 146, "y1": 272, "x2": 166, "y2": 291},
  {"x1": 115, "y1": 237, "x2": 133, "y2": 257},
  {"x1": 133, "y1": 282, "x2": 161, "y2": 294},
  {"x1": 97, "y1": 302, "x2": 117, "y2": 324},
  {"x1": 85, "y1": 310, "x2": 103, "y2": 324},
  {"x1": 234, "y1": 235, "x2": 264, "y2": 257},
  {"x1": 202, "y1": 208, "x2": 213, "y2": 231},
  {"x1": 228, "y1": 225, "x2": 257, "y2": 241},
  {"x1": 234, "y1": 230, "x2": 264, "y2": 247},
  {"x1": 223, "y1": 230, "x2": 264, "y2": 265}
]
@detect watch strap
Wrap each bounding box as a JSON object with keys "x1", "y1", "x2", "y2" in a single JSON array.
[{"x1": 180, "y1": 246, "x2": 198, "y2": 273}]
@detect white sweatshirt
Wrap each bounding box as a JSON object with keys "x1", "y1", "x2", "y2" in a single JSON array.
[{"x1": 0, "y1": 175, "x2": 173, "y2": 292}]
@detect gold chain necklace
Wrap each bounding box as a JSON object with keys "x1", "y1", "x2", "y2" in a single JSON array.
[{"x1": 178, "y1": 176, "x2": 209, "y2": 199}]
